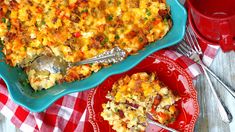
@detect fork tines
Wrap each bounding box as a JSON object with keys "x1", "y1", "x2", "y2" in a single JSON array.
[
  {"x1": 176, "y1": 40, "x2": 193, "y2": 57},
  {"x1": 184, "y1": 26, "x2": 202, "y2": 54}
]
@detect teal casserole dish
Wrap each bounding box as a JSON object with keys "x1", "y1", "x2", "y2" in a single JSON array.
[{"x1": 0, "y1": 0, "x2": 187, "y2": 112}]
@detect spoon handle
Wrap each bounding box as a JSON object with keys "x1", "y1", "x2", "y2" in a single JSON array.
[{"x1": 72, "y1": 47, "x2": 126, "y2": 66}]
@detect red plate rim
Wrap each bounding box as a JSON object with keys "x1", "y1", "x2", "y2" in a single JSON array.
[{"x1": 87, "y1": 53, "x2": 200, "y2": 132}]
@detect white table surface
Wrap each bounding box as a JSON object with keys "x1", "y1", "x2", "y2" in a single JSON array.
[
  {"x1": 1, "y1": 0, "x2": 235, "y2": 131},
  {"x1": 194, "y1": 50, "x2": 235, "y2": 131},
  {"x1": 1, "y1": 50, "x2": 235, "y2": 132}
]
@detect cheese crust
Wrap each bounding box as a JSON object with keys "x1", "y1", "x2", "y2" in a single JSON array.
[{"x1": 0, "y1": 0, "x2": 171, "y2": 90}]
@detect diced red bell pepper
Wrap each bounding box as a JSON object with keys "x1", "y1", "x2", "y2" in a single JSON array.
[
  {"x1": 74, "y1": 32, "x2": 81, "y2": 38},
  {"x1": 153, "y1": 18, "x2": 161, "y2": 25},
  {"x1": 37, "y1": 7, "x2": 43, "y2": 13}
]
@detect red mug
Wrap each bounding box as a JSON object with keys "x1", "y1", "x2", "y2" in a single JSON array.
[
  {"x1": 187, "y1": 0, "x2": 235, "y2": 52},
  {"x1": 188, "y1": 9, "x2": 218, "y2": 47}
]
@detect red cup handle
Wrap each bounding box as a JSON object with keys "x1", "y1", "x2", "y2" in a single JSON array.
[{"x1": 219, "y1": 22, "x2": 235, "y2": 52}]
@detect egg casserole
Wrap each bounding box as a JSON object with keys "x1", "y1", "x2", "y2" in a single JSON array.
[
  {"x1": 0, "y1": 0, "x2": 171, "y2": 90},
  {"x1": 101, "y1": 72, "x2": 180, "y2": 132}
]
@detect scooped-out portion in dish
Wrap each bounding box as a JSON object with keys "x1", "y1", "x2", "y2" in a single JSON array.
[
  {"x1": 0, "y1": 0, "x2": 171, "y2": 90},
  {"x1": 101, "y1": 72, "x2": 180, "y2": 132}
]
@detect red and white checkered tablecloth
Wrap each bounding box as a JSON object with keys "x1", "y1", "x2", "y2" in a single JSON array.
[{"x1": 0, "y1": 41, "x2": 219, "y2": 132}]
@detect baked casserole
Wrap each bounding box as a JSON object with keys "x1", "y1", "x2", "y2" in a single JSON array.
[{"x1": 0, "y1": 0, "x2": 171, "y2": 90}]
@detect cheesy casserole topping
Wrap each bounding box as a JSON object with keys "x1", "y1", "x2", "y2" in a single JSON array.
[
  {"x1": 0, "y1": 0, "x2": 171, "y2": 90},
  {"x1": 101, "y1": 72, "x2": 180, "y2": 132}
]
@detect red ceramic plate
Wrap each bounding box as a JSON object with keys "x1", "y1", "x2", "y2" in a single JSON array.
[{"x1": 87, "y1": 51, "x2": 199, "y2": 132}]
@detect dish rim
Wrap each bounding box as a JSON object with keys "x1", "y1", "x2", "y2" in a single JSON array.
[{"x1": 0, "y1": 0, "x2": 187, "y2": 112}]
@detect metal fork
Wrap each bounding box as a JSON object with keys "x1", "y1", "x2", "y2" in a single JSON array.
[
  {"x1": 176, "y1": 27, "x2": 233, "y2": 123},
  {"x1": 185, "y1": 27, "x2": 235, "y2": 99},
  {"x1": 113, "y1": 100, "x2": 178, "y2": 132},
  {"x1": 147, "y1": 118, "x2": 178, "y2": 132}
]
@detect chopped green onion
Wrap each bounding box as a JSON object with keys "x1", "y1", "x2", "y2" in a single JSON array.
[
  {"x1": 138, "y1": 37, "x2": 143, "y2": 42},
  {"x1": 7, "y1": 21, "x2": 11, "y2": 30},
  {"x1": 106, "y1": 14, "x2": 113, "y2": 21},
  {"x1": 146, "y1": 9, "x2": 151, "y2": 16},
  {"x1": 1, "y1": 18, "x2": 6, "y2": 23},
  {"x1": 81, "y1": 9, "x2": 88, "y2": 13},
  {"x1": 101, "y1": 37, "x2": 109, "y2": 45},
  {"x1": 104, "y1": 37, "x2": 109, "y2": 42},
  {"x1": 147, "y1": 12, "x2": 151, "y2": 16},
  {"x1": 36, "y1": 20, "x2": 46, "y2": 27},
  {"x1": 114, "y1": 34, "x2": 120, "y2": 40},
  {"x1": 35, "y1": 21, "x2": 39, "y2": 27},
  {"x1": 170, "y1": 117, "x2": 176, "y2": 122},
  {"x1": 163, "y1": 18, "x2": 168, "y2": 23},
  {"x1": 41, "y1": 20, "x2": 46, "y2": 25},
  {"x1": 0, "y1": 39, "x2": 4, "y2": 45},
  {"x1": 117, "y1": 1, "x2": 121, "y2": 6}
]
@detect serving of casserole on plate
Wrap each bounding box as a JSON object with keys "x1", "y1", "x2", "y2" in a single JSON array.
[
  {"x1": 101, "y1": 72, "x2": 181, "y2": 132},
  {"x1": 0, "y1": 0, "x2": 186, "y2": 112},
  {"x1": 87, "y1": 53, "x2": 199, "y2": 132}
]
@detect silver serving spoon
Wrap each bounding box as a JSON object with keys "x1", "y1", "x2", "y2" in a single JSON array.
[{"x1": 30, "y1": 47, "x2": 126, "y2": 74}]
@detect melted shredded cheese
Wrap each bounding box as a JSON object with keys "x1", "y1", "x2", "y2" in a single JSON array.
[{"x1": 0, "y1": 0, "x2": 171, "y2": 90}]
